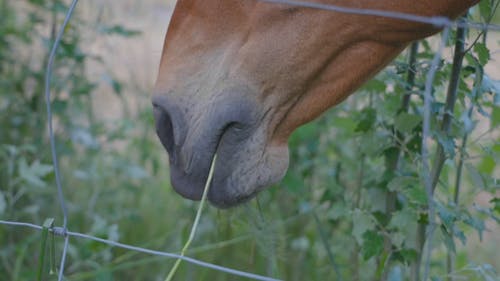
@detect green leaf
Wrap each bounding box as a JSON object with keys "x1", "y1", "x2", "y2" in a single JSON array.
[
  {"x1": 478, "y1": 156, "x2": 496, "y2": 175},
  {"x1": 462, "y1": 213, "x2": 485, "y2": 241},
  {"x1": 492, "y1": 106, "x2": 500, "y2": 129},
  {"x1": 474, "y1": 43, "x2": 490, "y2": 66},
  {"x1": 283, "y1": 169, "x2": 305, "y2": 194},
  {"x1": 98, "y1": 25, "x2": 141, "y2": 37},
  {"x1": 466, "y1": 163, "x2": 486, "y2": 189},
  {"x1": 493, "y1": 143, "x2": 500, "y2": 153},
  {"x1": 435, "y1": 132, "x2": 456, "y2": 158},
  {"x1": 453, "y1": 228, "x2": 467, "y2": 246},
  {"x1": 102, "y1": 74, "x2": 123, "y2": 96},
  {"x1": 355, "y1": 108, "x2": 377, "y2": 132},
  {"x1": 391, "y1": 232, "x2": 406, "y2": 248},
  {"x1": 19, "y1": 159, "x2": 54, "y2": 187},
  {"x1": 394, "y1": 113, "x2": 421, "y2": 134},
  {"x1": 436, "y1": 202, "x2": 456, "y2": 229},
  {"x1": 402, "y1": 186, "x2": 428, "y2": 205},
  {"x1": 362, "y1": 230, "x2": 384, "y2": 260},
  {"x1": 331, "y1": 116, "x2": 357, "y2": 131},
  {"x1": 491, "y1": 197, "x2": 500, "y2": 214},
  {"x1": 351, "y1": 209, "x2": 375, "y2": 244},
  {"x1": 291, "y1": 237, "x2": 310, "y2": 251},
  {"x1": 363, "y1": 79, "x2": 387, "y2": 93},
  {"x1": 111, "y1": 78, "x2": 123, "y2": 96},
  {"x1": 394, "y1": 248, "x2": 418, "y2": 264},
  {"x1": 384, "y1": 146, "x2": 399, "y2": 167},
  {"x1": 387, "y1": 176, "x2": 417, "y2": 192},
  {"x1": 52, "y1": 99, "x2": 68, "y2": 113},
  {"x1": 389, "y1": 209, "x2": 416, "y2": 230},
  {"x1": 478, "y1": 0, "x2": 492, "y2": 21},
  {"x1": 441, "y1": 225, "x2": 456, "y2": 253},
  {"x1": 327, "y1": 201, "x2": 348, "y2": 220}
]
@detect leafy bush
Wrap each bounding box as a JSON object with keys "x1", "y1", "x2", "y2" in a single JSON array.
[{"x1": 278, "y1": 4, "x2": 500, "y2": 280}]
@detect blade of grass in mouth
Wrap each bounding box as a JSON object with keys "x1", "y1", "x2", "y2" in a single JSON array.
[{"x1": 165, "y1": 154, "x2": 218, "y2": 281}]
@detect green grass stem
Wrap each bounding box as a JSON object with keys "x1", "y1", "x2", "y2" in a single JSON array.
[
  {"x1": 37, "y1": 218, "x2": 54, "y2": 281},
  {"x1": 165, "y1": 154, "x2": 218, "y2": 281}
]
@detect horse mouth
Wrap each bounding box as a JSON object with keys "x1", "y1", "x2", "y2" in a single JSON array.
[
  {"x1": 157, "y1": 115, "x2": 256, "y2": 207},
  {"x1": 153, "y1": 91, "x2": 287, "y2": 209}
]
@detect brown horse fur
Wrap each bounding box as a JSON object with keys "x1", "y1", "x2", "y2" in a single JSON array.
[{"x1": 152, "y1": 0, "x2": 478, "y2": 207}]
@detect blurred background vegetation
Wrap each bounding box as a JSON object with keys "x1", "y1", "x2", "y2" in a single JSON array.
[{"x1": 0, "y1": 0, "x2": 499, "y2": 280}]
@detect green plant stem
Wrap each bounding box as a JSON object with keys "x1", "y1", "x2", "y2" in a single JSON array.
[
  {"x1": 255, "y1": 198, "x2": 279, "y2": 278},
  {"x1": 453, "y1": 132, "x2": 469, "y2": 205},
  {"x1": 381, "y1": 41, "x2": 419, "y2": 281},
  {"x1": 350, "y1": 241, "x2": 360, "y2": 281},
  {"x1": 419, "y1": 27, "x2": 450, "y2": 281},
  {"x1": 447, "y1": 34, "x2": 480, "y2": 280},
  {"x1": 430, "y1": 20, "x2": 466, "y2": 192},
  {"x1": 350, "y1": 153, "x2": 364, "y2": 281},
  {"x1": 312, "y1": 210, "x2": 342, "y2": 280},
  {"x1": 416, "y1": 19, "x2": 466, "y2": 281},
  {"x1": 165, "y1": 154, "x2": 217, "y2": 281},
  {"x1": 401, "y1": 42, "x2": 420, "y2": 113},
  {"x1": 37, "y1": 218, "x2": 54, "y2": 281},
  {"x1": 411, "y1": 224, "x2": 426, "y2": 281},
  {"x1": 446, "y1": 128, "x2": 469, "y2": 281}
]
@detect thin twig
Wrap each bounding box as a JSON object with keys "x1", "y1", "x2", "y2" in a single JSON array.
[
  {"x1": 421, "y1": 27, "x2": 450, "y2": 281},
  {"x1": 447, "y1": 47, "x2": 484, "y2": 281},
  {"x1": 430, "y1": 19, "x2": 467, "y2": 191},
  {"x1": 442, "y1": 16, "x2": 468, "y2": 281},
  {"x1": 312, "y1": 210, "x2": 343, "y2": 280}
]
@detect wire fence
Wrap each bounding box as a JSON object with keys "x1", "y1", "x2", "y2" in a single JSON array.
[{"x1": 0, "y1": 0, "x2": 499, "y2": 280}]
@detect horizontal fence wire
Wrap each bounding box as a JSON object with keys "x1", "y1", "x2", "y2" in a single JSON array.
[
  {"x1": 0, "y1": 0, "x2": 499, "y2": 280},
  {"x1": 259, "y1": 0, "x2": 500, "y2": 31},
  {"x1": 0, "y1": 220, "x2": 281, "y2": 281}
]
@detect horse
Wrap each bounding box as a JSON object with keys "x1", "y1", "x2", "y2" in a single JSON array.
[{"x1": 152, "y1": 0, "x2": 478, "y2": 208}]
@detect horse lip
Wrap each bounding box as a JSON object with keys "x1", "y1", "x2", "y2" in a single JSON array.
[
  {"x1": 171, "y1": 125, "x2": 228, "y2": 201},
  {"x1": 183, "y1": 153, "x2": 196, "y2": 174},
  {"x1": 208, "y1": 187, "x2": 258, "y2": 208}
]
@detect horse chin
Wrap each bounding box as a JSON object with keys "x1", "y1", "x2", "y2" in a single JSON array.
[
  {"x1": 206, "y1": 144, "x2": 290, "y2": 208},
  {"x1": 167, "y1": 137, "x2": 290, "y2": 208}
]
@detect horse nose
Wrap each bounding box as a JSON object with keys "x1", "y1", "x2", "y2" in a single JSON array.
[
  {"x1": 152, "y1": 96, "x2": 187, "y2": 162},
  {"x1": 153, "y1": 103, "x2": 174, "y2": 154}
]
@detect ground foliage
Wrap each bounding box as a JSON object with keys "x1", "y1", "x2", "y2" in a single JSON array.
[{"x1": 0, "y1": 0, "x2": 499, "y2": 281}]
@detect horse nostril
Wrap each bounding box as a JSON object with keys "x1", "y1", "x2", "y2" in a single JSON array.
[{"x1": 153, "y1": 104, "x2": 175, "y2": 155}]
